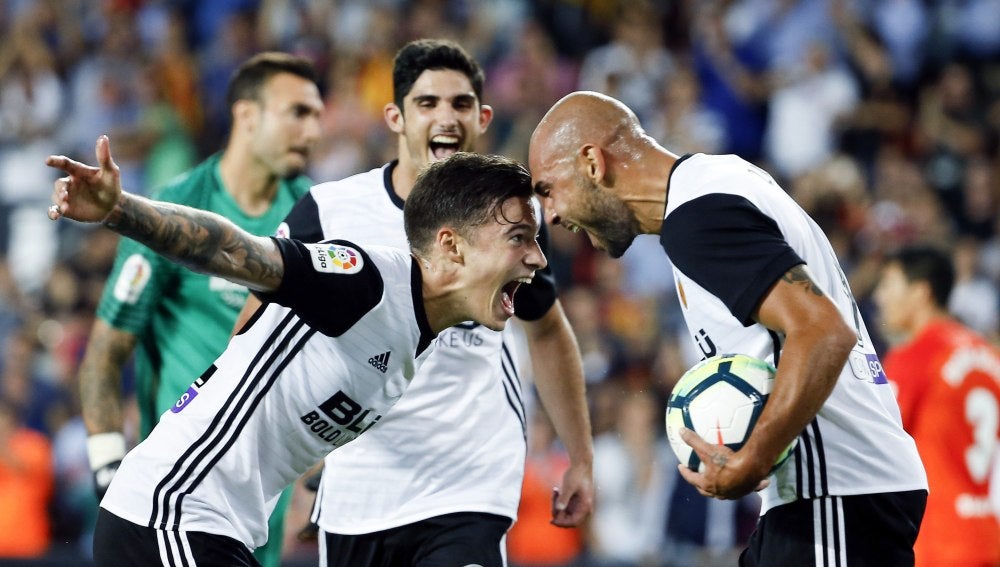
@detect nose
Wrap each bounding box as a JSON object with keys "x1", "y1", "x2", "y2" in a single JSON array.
[
  {"x1": 527, "y1": 239, "x2": 548, "y2": 271},
  {"x1": 434, "y1": 105, "x2": 460, "y2": 128},
  {"x1": 303, "y1": 114, "x2": 322, "y2": 146}
]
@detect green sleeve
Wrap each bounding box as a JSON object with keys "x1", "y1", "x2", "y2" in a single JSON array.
[{"x1": 95, "y1": 236, "x2": 177, "y2": 336}]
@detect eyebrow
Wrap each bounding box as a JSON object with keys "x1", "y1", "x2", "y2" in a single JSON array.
[
  {"x1": 411, "y1": 93, "x2": 477, "y2": 105},
  {"x1": 291, "y1": 102, "x2": 321, "y2": 115},
  {"x1": 505, "y1": 219, "x2": 541, "y2": 235}
]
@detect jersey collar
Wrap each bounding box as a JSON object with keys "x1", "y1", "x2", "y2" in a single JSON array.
[{"x1": 410, "y1": 257, "x2": 435, "y2": 356}]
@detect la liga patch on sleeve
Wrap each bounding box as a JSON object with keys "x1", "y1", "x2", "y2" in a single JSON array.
[
  {"x1": 306, "y1": 243, "x2": 364, "y2": 274},
  {"x1": 113, "y1": 254, "x2": 152, "y2": 303}
]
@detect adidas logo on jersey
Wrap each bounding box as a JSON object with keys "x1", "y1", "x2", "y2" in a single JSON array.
[{"x1": 368, "y1": 351, "x2": 390, "y2": 373}]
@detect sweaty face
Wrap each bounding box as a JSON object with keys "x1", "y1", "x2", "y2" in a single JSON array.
[
  {"x1": 396, "y1": 69, "x2": 491, "y2": 172},
  {"x1": 460, "y1": 196, "x2": 547, "y2": 331},
  {"x1": 530, "y1": 157, "x2": 640, "y2": 258},
  {"x1": 250, "y1": 73, "x2": 324, "y2": 178},
  {"x1": 872, "y1": 262, "x2": 914, "y2": 335}
]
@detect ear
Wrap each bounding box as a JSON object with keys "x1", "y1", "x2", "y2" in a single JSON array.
[
  {"x1": 581, "y1": 144, "x2": 606, "y2": 184},
  {"x1": 232, "y1": 99, "x2": 258, "y2": 134},
  {"x1": 435, "y1": 227, "x2": 465, "y2": 265},
  {"x1": 478, "y1": 103, "x2": 494, "y2": 133},
  {"x1": 384, "y1": 102, "x2": 404, "y2": 134}
]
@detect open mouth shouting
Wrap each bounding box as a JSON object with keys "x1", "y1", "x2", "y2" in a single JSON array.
[
  {"x1": 499, "y1": 276, "x2": 534, "y2": 318},
  {"x1": 429, "y1": 134, "x2": 461, "y2": 160}
]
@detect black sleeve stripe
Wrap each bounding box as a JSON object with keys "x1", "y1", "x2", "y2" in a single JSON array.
[
  {"x1": 660, "y1": 193, "x2": 803, "y2": 325},
  {"x1": 513, "y1": 221, "x2": 558, "y2": 321},
  {"x1": 257, "y1": 238, "x2": 385, "y2": 337},
  {"x1": 282, "y1": 192, "x2": 324, "y2": 242}
]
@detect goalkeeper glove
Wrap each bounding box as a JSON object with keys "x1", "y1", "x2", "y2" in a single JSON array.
[{"x1": 87, "y1": 432, "x2": 126, "y2": 501}]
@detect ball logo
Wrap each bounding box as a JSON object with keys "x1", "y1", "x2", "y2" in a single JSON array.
[{"x1": 308, "y1": 243, "x2": 363, "y2": 274}]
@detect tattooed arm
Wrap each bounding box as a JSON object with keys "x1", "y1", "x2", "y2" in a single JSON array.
[
  {"x1": 47, "y1": 136, "x2": 282, "y2": 292},
  {"x1": 679, "y1": 264, "x2": 855, "y2": 499}
]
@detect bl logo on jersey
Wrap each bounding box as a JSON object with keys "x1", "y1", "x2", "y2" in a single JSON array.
[
  {"x1": 307, "y1": 243, "x2": 363, "y2": 274},
  {"x1": 300, "y1": 390, "x2": 382, "y2": 445}
]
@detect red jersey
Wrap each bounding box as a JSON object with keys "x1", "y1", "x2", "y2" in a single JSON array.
[{"x1": 884, "y1": 318, "x2": 1000, "y2": 567}]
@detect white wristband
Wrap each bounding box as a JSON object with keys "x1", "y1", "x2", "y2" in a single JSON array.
[{"x1": 87, "y1": 432, "x2": 127, "y2": 470}]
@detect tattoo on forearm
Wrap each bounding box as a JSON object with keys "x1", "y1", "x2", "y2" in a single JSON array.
[
  {"x1": 79, "y1": 328, "x2": 134, "y2": 432},
  {"x1": 111, "y1": 195, "x2": 282, "y2": 289},
  {"x1": 782, "y1": 265, "x2": 824, "y2": 297}
]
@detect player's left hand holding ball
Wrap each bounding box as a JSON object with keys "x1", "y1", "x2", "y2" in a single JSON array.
[
  {"x1": 46, "y1": 135, "x2": 123, "y2": 224},
  {"x1": 677, "y1": 428, "x2": 770, "y2": 500}
]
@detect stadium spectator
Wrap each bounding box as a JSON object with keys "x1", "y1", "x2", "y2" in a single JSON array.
[
  {"x1": 0, "y1": 397, "x2": 54, "y2": 558},
  {"x1": 507, "y1": 407, "x2": 585, "y2": 567},
  {"x1": 763, "y1": 41, "x2": 859, "y2": 181},
  {"x1": 0, "y1": 8, "x2": 65, "y2": 294},
  {"x1": 916, "y1": 62, "x2": 990, "y2": 220},
  {"x1": 947, "y1": 238, "x2": 1000, "y2": 340},
  {"x1": 648, "y1": 65, "x2": 727, "y2": 156},
  {"x1": 688, "y1": 1, "x2": 770, "y2": 160},
  {"x1": 587, "y1": 387, "x2": 666, "y2": 564},
  {"x1": 577, "y1": 2, "x2": 674, "y2": 126}
]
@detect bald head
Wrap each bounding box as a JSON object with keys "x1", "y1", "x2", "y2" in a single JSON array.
[
  {"x1": 527, "y1": 91, "x2": 675, "y2": 256},
  {"x1": 529, "y1": 91, "x2": 643, "y2": 168}
]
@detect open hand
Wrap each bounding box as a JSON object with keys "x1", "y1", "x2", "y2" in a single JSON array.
[{"x1": 46, "y1": 135, "x2": 122, "y2": 223}]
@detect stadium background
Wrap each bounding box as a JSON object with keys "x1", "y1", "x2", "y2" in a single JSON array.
[{"x1": 0, "y1": 0, "x2": 997, "y2": 565}]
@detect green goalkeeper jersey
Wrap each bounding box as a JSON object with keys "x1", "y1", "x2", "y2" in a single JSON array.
[{"x1": 95, "y1": 153, "x2": 311, "y2": 438}]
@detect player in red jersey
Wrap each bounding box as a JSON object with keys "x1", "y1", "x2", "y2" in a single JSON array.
[{"x1": 875, "y1": 245, "x2": 1000, "y2": 567}]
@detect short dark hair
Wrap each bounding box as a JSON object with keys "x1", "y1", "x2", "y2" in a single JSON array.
[
  {"x1": 225, "y1": 52, "x2": 317, "y2": 109},
  {"x1": 392, "y1": 39, "x2": 484, "y2": 110},
  {"x1": 889, "y1": 245, "x2": 955, "y2": 307},
  {"x1": 405, "y1": 153, "x2": 532, "y2": 254}
]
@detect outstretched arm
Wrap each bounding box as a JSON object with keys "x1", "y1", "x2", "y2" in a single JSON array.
[
  {"x1": 679, "y1": 264, "x2": 855, "y2": 499},
  {"x1": 523, "y1": 300, "x2": 594, "y2": 527},
  {"x1": 47, "y1": 136, "x2": 284, "y2": 292}
]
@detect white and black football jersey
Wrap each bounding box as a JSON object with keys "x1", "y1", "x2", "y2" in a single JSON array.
[
  {"x1": 100, "y1": 239, "x2": 436, "y2": 549},
  {"x1": 282, "y1": 162, "x2": 557, "y2": 533},
  {"x1": 661, "y1": 153, "x2": 927, "y2": 514}
]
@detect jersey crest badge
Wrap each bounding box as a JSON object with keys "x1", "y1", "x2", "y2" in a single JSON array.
[
  {"x1": 307, "y1": 243, "x2": 363, "y2": 274},
  {"x1": 113, "y1": 254, "x2": 152, "y2": 304}
]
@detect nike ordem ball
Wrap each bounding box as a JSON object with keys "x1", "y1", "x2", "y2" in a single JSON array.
[{"x1": 665, "y1": 353, "x2": 797, "y2": 473}]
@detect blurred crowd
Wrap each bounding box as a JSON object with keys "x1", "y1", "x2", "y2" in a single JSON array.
[{"x1": 0, "y1": 0, "x2": 998, "y2": 565}]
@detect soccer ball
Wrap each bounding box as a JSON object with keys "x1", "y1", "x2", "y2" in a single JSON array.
[{"x1": 665, "y1": 353, "x2": 796, "y2": 473}]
